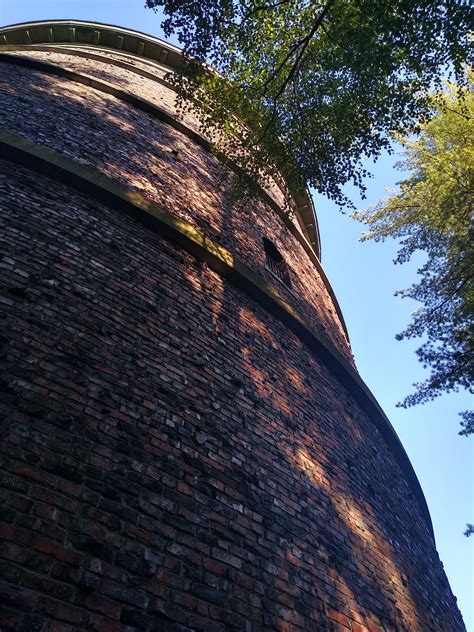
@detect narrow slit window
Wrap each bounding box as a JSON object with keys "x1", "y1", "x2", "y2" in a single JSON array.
[{"x1": 263, "y1": 238, "x2": 292, "y2": 289}]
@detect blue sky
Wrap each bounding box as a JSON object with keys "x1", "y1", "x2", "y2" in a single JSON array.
[{"x1": 1, "y1": 0, "x2": 472, "y2": 627}]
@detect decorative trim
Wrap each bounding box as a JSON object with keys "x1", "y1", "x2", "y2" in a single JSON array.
[
  {"x1": 0, "y1": 19, "x2": 321, "y2": 256},
  {"x1": 0, "y1": 129, "x2": 434, "y2": 540},
  {"x1": 0, "y1": 43, "x2": 179, "y2": 102},
  {"x1": 0, "y1": 49, "x2": 349, "y2": 342}
]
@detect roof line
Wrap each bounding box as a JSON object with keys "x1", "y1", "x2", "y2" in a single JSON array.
[
  {"x1": 0, "y1": 49, "x2": 350, "y2": 343},
  {"x1": 0, "y1": 18, "x2": 321, "y2": 257},
  {"x1": 0, "y1": 128, "x2": 435, "y2": 542}
]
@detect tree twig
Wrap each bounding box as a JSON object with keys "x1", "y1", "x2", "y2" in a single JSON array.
[{"x1": 257, "y1": 0, "x2": 335, "y2": 140}]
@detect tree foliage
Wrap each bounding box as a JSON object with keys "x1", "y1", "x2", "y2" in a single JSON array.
[
  {"x1": 146, "y1": 0, "x2": 474, "y2": 423},
  {"x1": 146, "y1": 0, "x2": 473, "y2": 206},
  {"x1": 354, "y1": 82, "x2": 473, "y2": 434}
]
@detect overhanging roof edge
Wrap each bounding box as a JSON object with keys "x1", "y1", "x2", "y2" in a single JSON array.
[{"x1": 0, "y1": 18, "x2": 322, "y2": 258}]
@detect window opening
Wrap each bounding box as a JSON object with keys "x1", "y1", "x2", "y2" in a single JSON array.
[{"x1": 263, "y1": 238, "x2": 292, "y2": 289}]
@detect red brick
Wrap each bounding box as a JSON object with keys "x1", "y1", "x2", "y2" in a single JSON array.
[
  {"x1": 84, "y1": 594, "x2": 122, "y2": 620},
  {"x1": 0, "y1": 40, "x2": 463, "y2": 632},
  {"x1": 43, "y1": 598, "x2": 86, "y2": 624}
]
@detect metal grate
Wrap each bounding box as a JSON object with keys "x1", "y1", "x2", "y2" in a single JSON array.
[{"x1": 263, "y1": 238, "x2": 292, "y2": 288}]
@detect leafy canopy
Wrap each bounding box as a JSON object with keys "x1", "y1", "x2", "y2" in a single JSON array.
[
  {"x1": 353, "y1": 81, "x2": 473, "y2": 435},
  {"x1": 147, "y1": 0, "x2": 473, "y2": 429},
  {"x1": 146, "y1": 0, "x2": 473, "y2": 206}
]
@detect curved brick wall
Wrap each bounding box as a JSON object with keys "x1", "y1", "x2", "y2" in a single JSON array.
[{"x1": 0, "y1": 22, "x2": 465, "y2": 632}]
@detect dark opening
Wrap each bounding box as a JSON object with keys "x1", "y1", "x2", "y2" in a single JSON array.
[{"x1": 263, "y1": 238, "x2": 292, "y2": 289}]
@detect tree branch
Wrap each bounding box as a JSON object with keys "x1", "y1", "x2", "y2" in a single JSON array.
[
  {"x1": 257, "y1": 0, "x2": 335, "y2": 139},
  {"x1": 442, "y1": 105, "x2": 473, "y2": 120},
  {"x1": 418, "y1": 273, "x2": 473, "y2": 322},
  {"x1": 242, "y1": 0, "x2": 291, "y2": 21}
]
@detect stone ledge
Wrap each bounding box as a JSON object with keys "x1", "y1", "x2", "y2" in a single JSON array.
[
  {"x1": 0, "y1": 21, "x2": 320, "y2": 257},
  {"x1": 0, "y1": 129, "x2": 434, "y2": 540},
  {"x1": 0, "y1": 48, "x2": 349, "y2": 342}
]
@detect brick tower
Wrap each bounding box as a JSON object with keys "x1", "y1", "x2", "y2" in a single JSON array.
[{"x1": 0, "y1": 20, "x2": 465, "y2": 632}]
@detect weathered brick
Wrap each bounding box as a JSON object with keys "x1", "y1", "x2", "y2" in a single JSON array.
[
  {"x1": 0, "y1": 584, "x2": 38, "y2": 610},
  {"x1": 83, "y1": 593, "x2": 122, "y2": 621},
  {"x1": 21, "y1": 570, "x2": 75, "y2": 602},
  {"x1": 0, "y1": 32, "x2": 465, "y2": 632},
  {"x1": 43, "y1": 598, "x2": 86, "y2": 624},
  {"x1": 101, "y1": 581, "x2": 148, "y2": 610}
]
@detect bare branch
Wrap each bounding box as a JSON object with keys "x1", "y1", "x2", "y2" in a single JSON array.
[
  {"x1": 242, "y1": 0, "x2": 291, "y2": 21},
  {"x1": 257, "y1": 0, "x2": 335, "y2": 139},
  {"x1": 442, "y1": 105, "x2": 474, "y2": 120}
]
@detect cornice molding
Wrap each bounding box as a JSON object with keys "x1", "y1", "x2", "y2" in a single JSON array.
[
  {"x1": 0, "y1": 19, "x2": 321, "y2": 256},
  {"x1": 0, "y1": 129, "x2": 434, "y2": 541},
  {"x1": 0, "y1": 48, "x2": 349, "y2": 342}
]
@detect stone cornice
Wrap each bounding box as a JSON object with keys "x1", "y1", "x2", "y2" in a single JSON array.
[
  {"x1": 0, "y1": 49, "x2": 349, "y2": 343},
  {"x1": 0, "y1": 19, "x2": 321, "y2": 257},
  {"x1": 0, "y1": 129, "x2": 434, "y2": 541}
]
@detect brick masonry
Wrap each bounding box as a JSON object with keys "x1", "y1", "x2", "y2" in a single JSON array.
[{"x1": 0, "y1": 34, "x2": 466, "y2": 632}]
